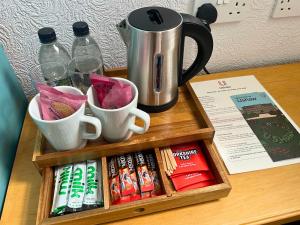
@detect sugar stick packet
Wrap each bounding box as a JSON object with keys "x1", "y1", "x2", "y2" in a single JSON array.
[
  {"x1": 66, "y1": 162, "x2": 86, "y2": 212},
  {"x1": 117, "y1": 155, "x2": 135, "y2": 196},
  {"x1": 145, "y1": 153, "x2": 162, "y2": 196},
  {"x1": 51, "y1": 164, "x2": 73, "y2": 216},
  {"x1": 108, "y1": 157, "x2": 121, "y2": 204},
  {"x1": 83, "y1": 160, "x2": 103, "y2": 209},
  {"x1": 134, "y1": 152, "x2": 154, "y2": 192},
  {"x1": 126, "y1": 154, "x2": 141, "y2": 201}
]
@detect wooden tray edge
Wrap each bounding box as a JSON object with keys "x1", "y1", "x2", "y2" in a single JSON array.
[{"x1": 186, "y1": 81, "x2": 214, "y2": 132}]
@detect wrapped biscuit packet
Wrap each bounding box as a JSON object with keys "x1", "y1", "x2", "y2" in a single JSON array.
[
  {"x1": 36, "y1": 83, "x2": 87, "y2": 120},
  {"x1": 90, "y1": 74, "x2": 133, "y2": 109}
]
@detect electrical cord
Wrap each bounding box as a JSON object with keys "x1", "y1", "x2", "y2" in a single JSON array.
[
  {"x1": 203, "y1": 66, "x2": 210, "y2": 74},
  {"x1": 183, "y1": 67, "x2": 210, "y2": 75},
  {"x1": 196, "y1": 4, "x2": 216, "y2": 76}
]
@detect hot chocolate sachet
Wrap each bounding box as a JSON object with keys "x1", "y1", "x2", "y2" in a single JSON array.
[
  {"x1": 90, "y1": 74, "x2": 133, "y2": 109},
  {"x1": 108, "y1": 157, "x2": 121, "y2": 204},
  {"x1": 117, "y1": 155, "x2": 135, "y2": 196},
  {"x1": 145, "y1": 153, "x2": 162, "y2": 197},
  {"x1": 36, "y1": 83, "x2": 87, "y2": 120},
  {"x1": 134, "y1": 152, "x2": 154, "y2": 193},
  {"x1": 126, "y1": 154, "x2": 141, "y2": 201}
]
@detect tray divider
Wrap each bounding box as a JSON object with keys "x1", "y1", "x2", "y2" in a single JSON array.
[
  {"x1": 101, "y1": 156, "x2": 110, "y2": 210},
  {"x1": 154, "y1": 148, "x2": 174, "y2": 197},
  {"x1": 36, "y1": 167, "x2": 53, "y2": 225}
]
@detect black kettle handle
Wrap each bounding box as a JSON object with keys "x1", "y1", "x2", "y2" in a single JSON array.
[{"x1": 178, "y1": 13, "x2": 213, "y2": 86}]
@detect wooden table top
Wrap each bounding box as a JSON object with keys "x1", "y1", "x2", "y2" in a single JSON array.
[{"x1": 1, "y1": 63, "x2": 300, "y2": 225}]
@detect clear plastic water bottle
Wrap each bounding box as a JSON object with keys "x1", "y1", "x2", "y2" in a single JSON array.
[
  {"x1": 38, "y1": 27, "x2": 71, "y2": 86},
  {"x1": 71, "y1": 21, "x2": 104, "y2": 73}
]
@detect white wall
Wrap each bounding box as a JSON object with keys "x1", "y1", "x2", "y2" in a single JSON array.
[{"x1": 0, "y1": 0, "x2": 299, "y2": 97}]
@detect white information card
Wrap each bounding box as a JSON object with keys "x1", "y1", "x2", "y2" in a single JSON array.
[{"x1": 190, "y1": 75, "x2": 300, "y2": 174}]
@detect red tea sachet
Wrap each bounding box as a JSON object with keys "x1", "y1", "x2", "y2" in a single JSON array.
[
  {"x1": 36, "y1": 83, "x2": 87, "y2": 120},
  {"x1": 165, "y1": 142, "x2": 217, "y2": 192},
  {"x1": 171, "y1": 171, "x2": 214, "y2": 190},
  {"x1": 90, "y1": 74, "x2": 133, "y2": 109},
  {"x1": 177, "y1": 180, "x2": 216, "y2": 192},
  {"x1": 170, "y1": 142, "x2": 209, "y2": 177}
]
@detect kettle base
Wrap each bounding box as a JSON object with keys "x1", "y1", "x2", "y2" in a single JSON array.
[{"x1": 138, "y1": 93, "x2": 178, "y2": 113}]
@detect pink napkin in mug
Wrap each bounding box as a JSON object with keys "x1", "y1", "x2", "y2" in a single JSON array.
[
  {"x1": 90, "y1": 74, "x2": 133, "y2": 109},
  {"x1": 36, "y1": 83, "x2": 87, "y2": 120}
]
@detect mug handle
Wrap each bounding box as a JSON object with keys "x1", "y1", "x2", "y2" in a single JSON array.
[
  {"x1": 128, "y1": 108, "x2": 150, "y2": 134},
  {"x1": 80, "y1": 115, "x2": 102, "y2": 140}
]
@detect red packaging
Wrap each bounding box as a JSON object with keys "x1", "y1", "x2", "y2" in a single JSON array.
[
  {"x1": 141, "y1": 191, "x2": 151, "y2": 199},
  {"x1": 134, "y1": 152, "x2": 154, "y2": 192},
  {"x1": 149, "y1": 170, "x2": 162, "y2": 197},
  {"x1": 117, "y1": 155, "x2": 135, "y2": 196},
  {"x1": 171, "y1": 142, "x2": 209, "y2": 176},
  {"x1": 171, "y1": 171, "x2": 214, "y2": 191},
  {"x1": 177, "y1": 180, "x2": 216, "y2": 192},
  {"x1": 145, "y1": 153, "x2": 162, "y2": 197},
  {"x1": 108, "y1": 157, "x2": 121, "y2": 204},
  {"x1": 126, "y1": 154, "x2": 141, "y2": 201},
  {"x1": 119, "y1": 195, "x2": 131, "y2": 204}
]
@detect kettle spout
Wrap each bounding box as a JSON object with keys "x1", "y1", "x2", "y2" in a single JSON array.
[{"x1": 116, "y1": 19, "x2": 130, "y2": 47}]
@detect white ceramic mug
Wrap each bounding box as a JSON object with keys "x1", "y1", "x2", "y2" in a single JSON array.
[
  {"x1": 28, "y1": 86, "x2": 102, "y2": 151},
  {"x1": 87, "y1": 78, "x2": 150, "y2": 143}
]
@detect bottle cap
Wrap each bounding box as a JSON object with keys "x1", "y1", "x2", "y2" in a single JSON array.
[
  {"x1": 73, "y1": 21, "x2": 90, "y2": 36},
  {"x1": 38, "y1": 27, "x2": 57, "y2": 44}
]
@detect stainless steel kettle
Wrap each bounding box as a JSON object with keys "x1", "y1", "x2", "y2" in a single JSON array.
[{"x1": 117, "y1": 6, "x2": 213, "y2": 112}]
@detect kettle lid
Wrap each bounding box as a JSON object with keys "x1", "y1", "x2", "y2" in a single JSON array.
[{"x1": 128, "y1": 6, "x2": 182, "y2": 31}]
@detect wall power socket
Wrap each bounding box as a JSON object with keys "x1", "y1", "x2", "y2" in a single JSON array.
[
  {"x1": 272, "y1": 0, "x2": 300, "y2": 18},
  {"x1": 193, "y1": 0, "x2": 250, "y2": 23}
]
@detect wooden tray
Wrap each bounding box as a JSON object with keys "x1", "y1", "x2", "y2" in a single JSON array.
[
  {"x1": 36, "y1": 140, "x2": 231, "y2": 225},
  {"x1": 32, "y1": 68, "x2": 214, "y2": 171}
]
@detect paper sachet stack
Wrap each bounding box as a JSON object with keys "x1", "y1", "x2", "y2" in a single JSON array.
[{"x1": 169, "y1": 142, "x2": 216, "y2": 191}]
